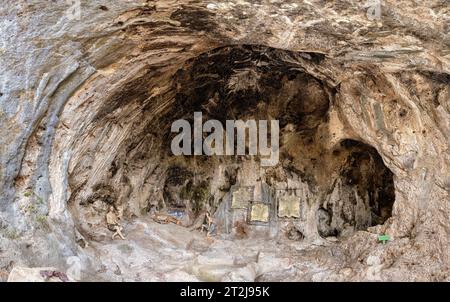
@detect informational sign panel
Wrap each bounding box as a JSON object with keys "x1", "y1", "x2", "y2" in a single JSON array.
[
  {"x1": 277, "y1": 191, "x2": 300, "y2": 218},
  {"x1": 249, "y1": 203, "x2": 270, "y2": 223},
  {"x1": 231, "y1": 186, "x2": 254, "y2": 209}
]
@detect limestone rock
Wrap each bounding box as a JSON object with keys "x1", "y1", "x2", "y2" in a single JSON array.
[
  {"x1": 7, "y1": 267, "x2": 71, "y2": 282},
  {"x1": 0, "y1": 0, "x2": 448, "y2": 281}
]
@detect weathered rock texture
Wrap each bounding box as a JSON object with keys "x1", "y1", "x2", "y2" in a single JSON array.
[{"x1": 0, "y1": 0, "x2": 449, "y2": 281}]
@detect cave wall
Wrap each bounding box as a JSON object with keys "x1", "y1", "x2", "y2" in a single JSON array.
[
  {"x1": 57, "y1": 44, "x2": 396, "y2": 244},
  {"x1": 0, "y1": 0, "x2": 449, "y2": 281}
]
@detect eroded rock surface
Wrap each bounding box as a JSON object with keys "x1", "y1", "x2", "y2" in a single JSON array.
[{"x1": 0, "y1": 0, "x2": 449, "y2": 281}]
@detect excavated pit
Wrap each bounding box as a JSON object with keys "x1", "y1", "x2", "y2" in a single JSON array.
[{"x1": 64, "y1": 45, "x2": 395, "y2": 245}]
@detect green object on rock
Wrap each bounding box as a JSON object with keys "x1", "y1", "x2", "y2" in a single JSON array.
[{"x1": 378, "y1": 234, "x2": 390, "y2": 244}]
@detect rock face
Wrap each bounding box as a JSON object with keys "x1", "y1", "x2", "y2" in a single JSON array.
[
  {"x1": 0, "y1": 1, "x2": 449, "y2": 281},
  {"x1": 7, "y1": 267, "x2": 71, "y2": 282}
]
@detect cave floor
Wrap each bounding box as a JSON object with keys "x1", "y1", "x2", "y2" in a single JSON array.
[{"x1": 82, "y1": 216, "x2": 343, "y2": 282}]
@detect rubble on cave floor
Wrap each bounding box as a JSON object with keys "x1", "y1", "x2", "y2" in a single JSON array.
[{"x1": 81, "y1": 215, "x2": 343, "y2": 282}]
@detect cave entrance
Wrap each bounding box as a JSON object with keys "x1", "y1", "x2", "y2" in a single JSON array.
[
  {"x1": 67, "y1": 45, "x2": 395, "y2": 243},
  {"x1": 317, "y1": 139, "x2": 395, "y2": 238}
]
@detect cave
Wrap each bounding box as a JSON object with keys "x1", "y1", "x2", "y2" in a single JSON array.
[
  {"x1": 64, "y1": 45, "x2": 395, "y2": 247},
  {"x1": 317, "y1": 139, "x2": 395, "y2": 238},
  {"x1": 2, "y1": 1, "x2": 449, "y2": 283}
]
